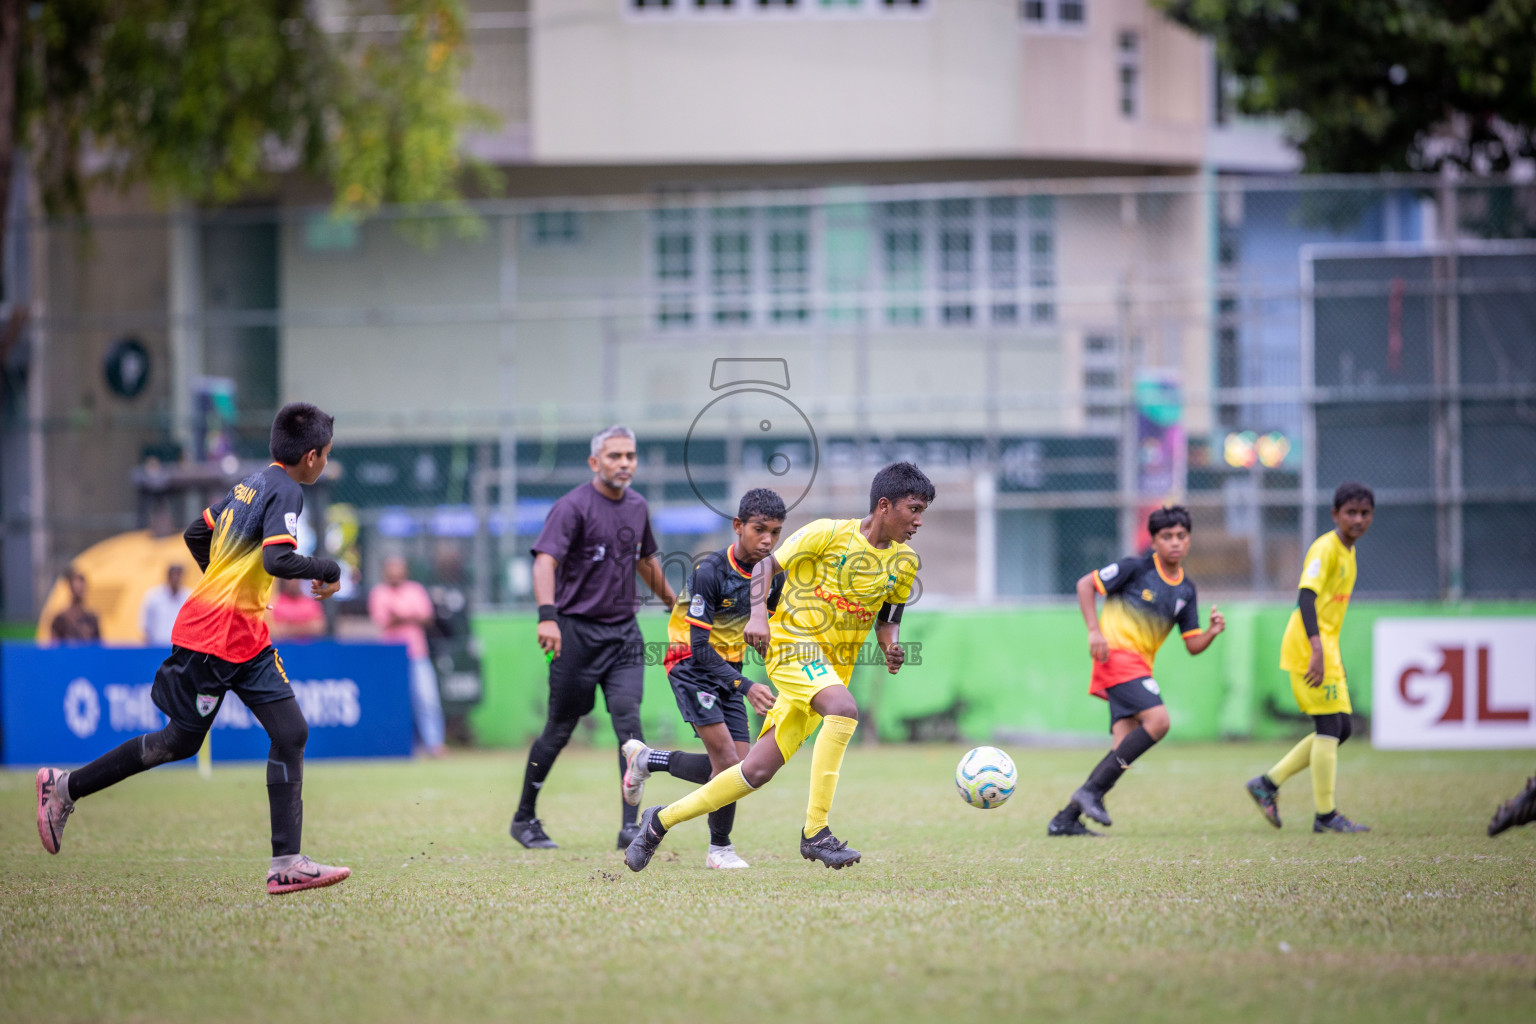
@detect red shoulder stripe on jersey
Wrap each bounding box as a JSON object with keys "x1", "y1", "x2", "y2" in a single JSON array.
[
  {"x1": 1181, "y1": 628, "x2": 1202, "y2": 638},
  {"x1": 685, "y1": 617, "x2": 713, "y2": 631},
  {"x1": 202, "y1": 508, "x2": 215, "y2": 529},
  {"x1": 262, "y1": 535, "x2": 298, "y2": 548},
  {"x1": 1092, "y1": 572, "x2": 1107, "y2": 596}
]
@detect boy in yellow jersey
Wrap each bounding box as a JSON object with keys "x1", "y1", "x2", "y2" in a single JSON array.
[
  {"x1": 625, "y1": 462, "x2": 933, "y2": 872},
  {"x1": 619, "y1": 489, "x2": 785, "y2": 869},
  {"x1": 1246, "y1": 481, "x2": 1374, "y2": 833}
]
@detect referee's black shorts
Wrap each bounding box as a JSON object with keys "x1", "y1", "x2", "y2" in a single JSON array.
[{"x1": 547, "y1": 613, "x2": 645, "y2": 722}]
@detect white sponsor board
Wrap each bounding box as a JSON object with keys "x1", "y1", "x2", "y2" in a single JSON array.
[{"x1": 1372, "y1": 618, "x2": 1536, "y2": 749}]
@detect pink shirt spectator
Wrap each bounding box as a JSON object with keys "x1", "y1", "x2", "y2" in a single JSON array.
[
  {"x1": 369, "y1": 580, "x2": 434, "y2": 659},
  {"x1": 271, "y1": 590, "x2": 325, "y2": 637}
]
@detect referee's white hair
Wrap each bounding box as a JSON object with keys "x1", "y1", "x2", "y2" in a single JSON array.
[{"x1": 590, "y1": 424, "x2": 636, "y2": 457}]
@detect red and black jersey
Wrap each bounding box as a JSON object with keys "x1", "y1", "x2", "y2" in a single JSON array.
[{"x1": 172, "y1": 464, "x2": 304, "y2": 662}]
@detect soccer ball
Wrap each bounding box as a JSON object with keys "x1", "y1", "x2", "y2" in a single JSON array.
[{"x1": 954, "y1": 746, "x2": 1017, "y2": 809}]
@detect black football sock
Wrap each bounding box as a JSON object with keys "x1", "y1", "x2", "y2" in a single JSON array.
[
  {"x1": 67, "y1": 722, "x2": 205, "y2": 800},
  {"x1": 516, "y1": 735, "x2": 564, "y2": 820},
  {"x1": 1084, "y1": 726, "x2": 1160, "y2": 795},
  {"x1": 268, "y1": 784, "x2": 303, "y2": 858},
  {"x1": 646, "y1": 749, "x2": 673, "y2": 772},
  {"x1": 665, "y1": 752, "x2": 714, "y2": 785},
  {"x1": 250, "y1": 698, "x2": 309, "y2": 859},
  {"x1": 708, "y1": 801, "x2": 737, "y2": 847}
]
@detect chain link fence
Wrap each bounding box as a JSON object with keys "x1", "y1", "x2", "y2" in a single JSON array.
[{"x1": 5, "y1": 174, "x2": 1535, "y2": 622}]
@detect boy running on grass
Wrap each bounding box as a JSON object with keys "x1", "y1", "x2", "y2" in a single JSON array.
[
  {"x1": 625, "y1": 462, "x2": 933, "y2": 872},
  {"x1": 619, "y1": 489, "x2": 785, "y2": 870},
  {"x1": 1246, "y1": 482, "x2": 1374, "y2": 833},
  {"x1": 1048, "y1": 505, "x2": 1225, "y2": 836},
  {"x1": 35, "y1": 403, "x2": 349, "y2": 894}
]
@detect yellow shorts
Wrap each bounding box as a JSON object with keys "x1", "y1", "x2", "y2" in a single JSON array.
[
  {"x1": 760, "y1": 645, "x2": 847, "y2": 763},
  {"x1": 1289, "y1": 671, "x2": 1352, "y2": 716}
]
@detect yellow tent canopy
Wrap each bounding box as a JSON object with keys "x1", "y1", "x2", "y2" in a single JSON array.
[{"x1": 38, "y1": 530, "x2": 203, "y2": 645}]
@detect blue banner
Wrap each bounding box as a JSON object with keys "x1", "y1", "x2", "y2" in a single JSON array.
[{"x1": 0, "y1": 642, "x2": 413, "y2": 766}]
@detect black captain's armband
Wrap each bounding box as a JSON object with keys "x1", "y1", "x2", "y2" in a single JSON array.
[{"x1": 877, "y1": 601, "x2": 904, "y2": 625}]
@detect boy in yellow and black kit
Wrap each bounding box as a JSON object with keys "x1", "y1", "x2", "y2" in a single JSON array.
[
  {"x1": 624, "y1": 462, "x2": 933, "y2": 873},
  {"x1": 1246, "y1": 481, "x2": 1375, "y2": 833}
]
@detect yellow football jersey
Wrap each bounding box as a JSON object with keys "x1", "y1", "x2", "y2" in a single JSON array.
[
  {"x1": 766, "y1": 518, "x2": 918, "y2": 684},
  {"x1": 1279, "y1": 530, "x2": 1357, "y2": 682}
]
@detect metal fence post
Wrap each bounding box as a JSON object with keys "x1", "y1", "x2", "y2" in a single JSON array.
[{"x1": 1298, "y1": 245, "x2": 1317, "y2": 554}]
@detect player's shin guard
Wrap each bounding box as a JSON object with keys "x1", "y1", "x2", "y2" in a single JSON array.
[
  {"x1": 1310, "y1": 734, "x2": 1339, "y2": 815},
  {"x1": 1268, "y1": 735, "x2": 1313, "y2": 787},
  {"x1": 658, "y1": 763, "x2": 755, "y2": 830},
  {"x1": 804, "y1": 715, "x2": 858, "y2": 836}
]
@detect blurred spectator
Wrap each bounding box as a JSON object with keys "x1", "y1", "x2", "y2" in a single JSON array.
[
  {"x1": 429, "y1": 544, "x2": 483, "y2": 745},
  {"x1": 50, "y1": 568, "x2": 101, "y2": 643},
  {"x1": 271, "y1": 577, "x2": 327, "y2": 640},
  {"x1": 369, "y1": 555, "x2": 446, "y2": 757},
  {"x1": 139, "y1": 564, "x2": 189, "y2": 647}
]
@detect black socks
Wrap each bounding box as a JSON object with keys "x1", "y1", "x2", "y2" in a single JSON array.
[
  {"x1": 708, "y1": 802, "x2": 737, "y2": 847},
  {"x1": 1083, "y1": 725, "x2": 1160, "y2": 796},
  {"x1": 664, "y1": 752, "x2": 714, "y2": 785},
  {"x1": 67, "y1": 722, "x2": 205, "y2": 800}
]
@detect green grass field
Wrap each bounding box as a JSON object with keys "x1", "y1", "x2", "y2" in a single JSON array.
[{"x1": 3, "y1": 742, "x2": 1534, "y2": 1023}]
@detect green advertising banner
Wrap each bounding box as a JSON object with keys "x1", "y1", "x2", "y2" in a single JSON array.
[{"x1": 468, "y1": 603, "x2": 1536, "y2": 750}]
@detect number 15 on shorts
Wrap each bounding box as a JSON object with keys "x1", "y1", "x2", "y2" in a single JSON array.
[{"x1": 801, "y1": 659, "x2": 830, "y2": 681}]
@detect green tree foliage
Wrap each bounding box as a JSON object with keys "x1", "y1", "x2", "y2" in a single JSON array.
[
  {"x1": 1161, "y1": 0, "x2": 1536, "y2": 174},
  {"x1": 17, "y1": 0, "x2": 495, "y2": 220}
]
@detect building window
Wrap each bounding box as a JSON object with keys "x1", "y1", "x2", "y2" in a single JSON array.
[
  {"x1": 651, "y1": 194, "x2": 1055, "y2": 331},
  {"x1": 938, "y1": 199, "x2": 974, "y2": 325},
  {"x1": 1084, "y1": 334, "x2": 1119, "y2": 426},
  {"x1": 532, "y1": 211, "x2": 580, "y2": 245},
  {"x1": 768, "y1": 206, "x2": 811, "y2": 323},
  {"x1": 654, "y1": 208, "x2": 695, "y2": 328},
  {"x1": 1021, "y1": 0, "x2": 1086, "y2": 30},
  {"x1": 710, "y1": 208, "x2": 752, "y2": 325},
  {"x1": 1027, "y1": 196, "x2": 1056, "y2": 323},
  {"x1": 1118, "y1": 30, "x2": 1139, "y2": 118},
  {"x1": 881, "y1": 201, "x2": 924, "y2": 326},
  {"x1": 628, "y1": 0, "x2": 916, "y2": 14}
]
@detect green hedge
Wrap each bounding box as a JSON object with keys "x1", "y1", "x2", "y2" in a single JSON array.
[{"x1": 468, "y1": 602, "x2": 1536, "y2": 749}]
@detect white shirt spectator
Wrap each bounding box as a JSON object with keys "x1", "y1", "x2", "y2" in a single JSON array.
[{"x1": 140, "y1": 581, "x2": 189, "y2": 647}]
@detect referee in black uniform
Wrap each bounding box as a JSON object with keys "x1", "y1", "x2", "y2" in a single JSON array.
[{"x1": 510, "y1": 425, "x2": 676, "y2": 850}]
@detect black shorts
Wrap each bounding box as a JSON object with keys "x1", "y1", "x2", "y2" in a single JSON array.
[
  {"x1": 547, "y1": 614, "x2": 646, "y2": 723},
  {"x1": 667, "y1": 663, "x2": 751, "y2": 744},
  {"x1": 151, "y1": 645, "x2": 294, "y2": 733},
  {"x1": 1105, "y1": 676, "x2": 1164, "y2": 728}
]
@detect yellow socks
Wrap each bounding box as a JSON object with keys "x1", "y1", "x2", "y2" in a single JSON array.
[
  {"x1": 1311, "y1": 734, "x2": 1339, "y2": 815},
  {"x1": 658, "y1": 763, "x2": 755, "y2": 830},
  {"x1": 1268, "y1": 735, "x2": 1313, "y2": 787},
  {"x1": 804, "y1": 715, "x2": 858, "y2": 836}
]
